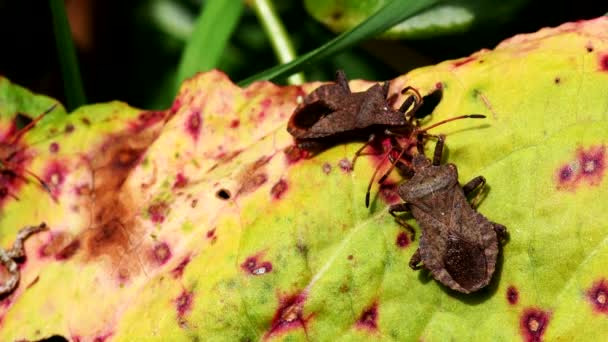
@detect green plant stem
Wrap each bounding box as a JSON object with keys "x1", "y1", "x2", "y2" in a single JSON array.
[
  {"x1": 176, "y1": 0, "x2": 243, "y2": 89},
  {"x1": 250, "y1": 0, "x2": 305, "y2": 85},
  {"x1": 238, "y1": 0, "x2": 439, "y2": 86},
  {"x1": 49, "y1": 0, "x2": 86, "y2": 111}
]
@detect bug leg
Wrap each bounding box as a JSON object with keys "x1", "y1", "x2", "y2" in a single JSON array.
[
  {"x1": 409, "y1": 248, "x2": 423, "y2": 270},
  {"x1": 432, "y1": 135, "x2": 446, "y2": 166},
  {"x1": 463, "y1": 176, "x2": 486, "y2": 208},
  {"x1": 351, "y1": 134, "x2": 377, "y2": 168},
  {"x1": 335, "y1": 70, "x2": 351, "y2": 93},
  {"x1": 399, "y1": 86, "x2": 423, "y2": 122},
  {"x1": 0, "y1": 223, "x2": 47, "y2": 296},
  {"x1": 389, "y1": 203, "x2": 416, "y2": 240},
  {"x1": 492, "y1": 223, "x2": 508, "y2": 242}
]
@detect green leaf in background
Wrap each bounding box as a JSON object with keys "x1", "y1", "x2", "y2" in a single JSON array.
[
  {"x1": 238, "y1": 0, "x2": 440, "y2": 85},
  {"x1": 305, "y1": 0, "x2": 529, "y2": 39},
  {"x1": 1, "y1": 16, "x2": 608, "y2": 341},
  {"x1": 176, "y1": 0, "x2": 244, "y2": 88}
]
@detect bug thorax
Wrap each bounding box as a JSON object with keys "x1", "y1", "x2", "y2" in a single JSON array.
[{"x1": 412, "y1": 154, "x2": 431, "y2": 172}]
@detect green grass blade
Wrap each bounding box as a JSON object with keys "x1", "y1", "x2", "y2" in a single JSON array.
[
  {"x1": 238, "y1": 0, "x2": 440, "y2": 86},
  {"x1": 176, "y1": 0, "x2": 244, "y2": 88},
  {"x1": 251, "y1": 0, "x2": 305, "y2": 85},
  {"x1": 49, "y1": 0, "x2": 86, "y2": 110}
]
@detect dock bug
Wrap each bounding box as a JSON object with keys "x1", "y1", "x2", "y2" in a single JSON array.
[
  {"x1": 388, "y1": 136, "x2": 507, "y2": 293},
  {"x1": 287, "y1": 70, "x2": 485, "y2": 205}
]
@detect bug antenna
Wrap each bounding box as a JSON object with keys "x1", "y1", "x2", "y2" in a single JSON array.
[
  {"x1": 8, "y1": 104, "x2": 58, "y2": 145},
  {"x1": 420, "y1": 114, "x2": 486, "y2": 133}
]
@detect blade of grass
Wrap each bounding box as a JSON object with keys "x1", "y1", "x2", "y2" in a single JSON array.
[
  {"x1": 49, "y1": 0, "x2": 86, "y2": 111},
  {"x1": 250, "y1": 0, "x2": 305, "y2": 85},
  {"x1": 238, "y1": 0, "x2": 440, "y2": 86},
  {"x1": 176, "y1": 0, "x2": 243, "y2": 88}
]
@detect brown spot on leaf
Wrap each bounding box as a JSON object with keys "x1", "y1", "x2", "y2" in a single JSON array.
[
  {"x1": 599, "y1": 54, "x2": 608, "y2": 72},
  {"x1": 151, "y1": 242, "x2": 172, "y2": 266},
  {"x1": 49, "y1": 142, "x2": 59, "y2": 153},
  {"x1": 241, "y1": 254, "x2": 273, "y2": 276},
  {"x1": 322, "y1": 163, "x2": 332, "y2": 174},
  {"x1": 55, "y1": 239, "x2": 81, "y2": 260},
  {"x1": 148, "y1": 201, "x2": 169, "y2": 223},
  {"x1": 453, "y1": 56, "x2": 476, "y2": 68},
  {"x1": 131, "y1": 111, "x2": 165, "y2": 133},
  {"x1": 587, "y1": 278, "x2": 608, "y2": 315},
  {"x1": 396, "y1": 232, "x2": 410, "y2": 248},
  {"x1": 270, "y1": 179, "x2": 288, "y2": 200},
  {"x1": 175, "y1": 290, "x2": 194, "y2": 327},
  {"x1": 237, "y1": 156, "x2": 272, "y2": 196},
  {"x1": 265, "y1": 291, "x2": 311, "y2": 339},
  {"x1": 356, "y1": 301, "x2": 379, "y2": 331},
  {"x1": 284, "y1": 145, "x2": 310, "y2": 165},
  {"x1": 229, "y1": 119, "x2": 240, "y2": 128},
  {"x1": 520, "y1": 308, "x2": 550, "y2": 342},
  {"x1": 173, "y1": 173, "x2": 188, "y2": 189},
  {"x1": 65, "y1": 124, "x2": 75, "y2": 133},
  {"x1": 171, "y1": 256, "x2": 191, "y2": 278},
  {"x1": 339, "y1": 159, "x2": 352, "y2": 173},
  {"x1": 186, "y1": 110, "x2": 202, "y2": 141},
  {"x1": 507, "y1": 285, "x2": 519, "y2": 305}
]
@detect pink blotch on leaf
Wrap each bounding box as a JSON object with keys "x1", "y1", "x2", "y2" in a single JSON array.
[
  {"x1": 206, "y1": 228, "x2": 216, "y2": 241},
  {"x1": 258, "y1": 98, "x2": 272, "y2": 120},
  {"x1": 507, "y1": 285, "x2": 519, "y2": 305},
  {"x1": 43, "y1": 161, "x2": 68, "y2": 198},
  {"x1": 148, "y1": 201, "x2": 169, "y2": 223},
  {"x1": 587, "y1": 278, "x2": 608, "y2": 315},
  {"x1": 171, "y1": 256, "x2": 191, "y2": 278},
  {"x1": 396, "y1": 232, "x2": 410, "y2": 248},
  {"x1": 92, "y1": 332, "x2": 113, "y2": 342},
  {"x1": 229, "y1": 119, "x2": 240, "y2": 128},
  {"x1": 556, "y1": 145, "x2": 606, "y2": 191},
  {"x1": 452, "y1": 56, "x2": 476, "y2": 68},
  {"x1": 520, "y1": 308, "x2": 550, "y2": 342},
  {"x1": 49, "y1": 142, "x2": 59, "y2": 153},
  {"x1": 339, "y1": 159, "x2": 353, "y2": 172},
  {"x1": 241, "y1": 254, "x2": 273, "y2": 276},
  {"x1": 285, "y1": 145, "x2": 310, "y2": 165},
  {"x1": 379, "y1": 182, "x2": 400, "y2": 204},
  {"x1": 169, "y1": 97, "x2": 182, "y2": 115},
  {"x1": 265, "y1": 291, "x2": 311, "y2": 339},
  {"x1": 173, "y1": 173, "x2": 188, "y2": 189},
  {"x1": 271, "y1": 179, "x2": 288, "y2": 200},
  {"x1": 151, "y1": 242, "x2": 172, "y2": 266},
  {"x1": 130, "y1": 111, "x2": 165, "y2": 133},
  {"x1": 322, "y1": 163, "x2": 332, "y2": 174},
  {"x1": 356, "y1": 301, "x2": 379, "y2": 331},
  {"x1": 186, "y1": 110, "x2": 202, "y2": 141},
  {"x1": 599, "y1": 54, "x2": 608, "y2": 72},
  {"x1": 175, "y1": 290, "x2": 194, "y2": 322}
]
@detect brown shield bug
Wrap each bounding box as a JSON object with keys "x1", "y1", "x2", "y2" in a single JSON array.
[
  {"x1": 287, "y1": 71, "x2": 485, "y2": 205},
  {"x1": 0, "y1": 223, "x2": 47, "y2": 296},
  {"x1": 388, "y1": 136, "x2": 507, "y2": 293}
]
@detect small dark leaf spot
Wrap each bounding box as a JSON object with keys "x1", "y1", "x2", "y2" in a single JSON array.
[
  {"x1": 216, "y1": 189, "x2": 231, "y2": 200},
  {"x1": 506, "y1": 285, "x2": 519, "y2": 305},
  {"x1": 186, "y1": 110, "x2": 202, "y2": 140},
  {"x1": 171, "y1": 256, "x2": 191, "y2": 278},
  {"x1": 554, "y1": 77, "x2": 561, "y2": 84},
  {"x1": 191, "y1": 199, "x2": 198, "y2": 208},
  {"x1": 347, "y1": 254, "x2": 353, "y2": 260},
  {"x1": 55, "y1": 239, "x2": 80, "y2": 260},
  {"x1": 435, "y1": 82, "x2": 443, "y2": 89},
  {"x1": 520, "y1": 308, "x2": 550, "y2": 342},
  {"x1": 356, "y1": 301, "x2": 378, "y2": 331},
  {"x1": 173, "y1": 173, "x2": 188, "y2": 189},
  {"x1": 587, "y1": 279, "x2": 608, "y2": 314},
  {"x1": 270, "y1": 179, "x2": 288, "y2": 200},
  {"x1": 265, "y1": 292, "x2": 310, "y2": 339},
  {"x1": 284, "y1": 145, "x2": 310, "y2": 165},
  {"x1": 230, "y1": 119, "x2": 240, "y2": 128},
  {"x1": 206, "y1": 228, "x2": 216, "y2": 241},
  {"x1": 148, "y1": 201, "x2": 169, "y2": 223},
  {"x1": 586, "y1": 43, "x2": 594, "y2": 53},
  {"x1": 241, "y1": 254, "x2": 273, "y2": 276},
  {"x1": 396, "y1": 232, "x2": 410, "y2": 248},
  {"x1": 599, "y1": 54, "x2": 608, "y2": 72},
  {"x1": 37, "y1": 335, "x2": 69, "y2": 342},
  {"x1": 81, "y1": 117, "x2": 91, "y2": 126},
  {"x1": 452, "y1": 56, "x2": 476, "y2": 68},
  {"x1": 339, "y1": 159, "x2": 352, "y2": 172},
  {"x1": 331, "y1": 10, "x2": 343, "y2": 21},
  {"x1": 49, "y1": 142, "x2": 59, "y2": 153},
  {"x1": 175, "y1": 290, "x2": 194, "y2": 323},
  {"x1": 64, "y1": 124, "x2": 75, "y2": 133},
  {"x1": 322, "y1": 163, "x2": 332, "y2": 174},
  {"x1": 151, "y1": 242, "x2": 172, "y2": 265}
]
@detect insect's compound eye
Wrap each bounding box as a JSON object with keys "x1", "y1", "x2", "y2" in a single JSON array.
[{"x1": 216, "y1": 189, "x2": 231, "y2": 200}]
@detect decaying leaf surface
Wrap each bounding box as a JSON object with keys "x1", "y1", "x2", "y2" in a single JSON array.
[{"x1": 1, "y1": 17, "x2": 608, "y2": 341}]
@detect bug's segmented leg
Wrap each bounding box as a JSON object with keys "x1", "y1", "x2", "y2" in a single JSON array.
[
  {"x1": 463, "y1": 176, "x2": 486, "y2": 208},
  {"x1": 389, "y1": 203, "x2": 416, "y2": 240},
  {"x1": 409, "y1": 248, "x2": 423, "y2": 270},
  {"x1": 432, "y1": 135, "x2": 446, "y2": 166},
  {"x1": 0, "y1": 223, "x2": 48, "y2": 296}
]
